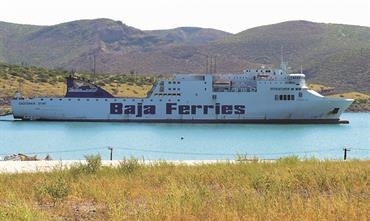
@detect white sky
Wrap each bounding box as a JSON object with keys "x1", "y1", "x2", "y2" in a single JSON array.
[{"x1": 2, "y1": 0, "x2": 369, "y2": 33}]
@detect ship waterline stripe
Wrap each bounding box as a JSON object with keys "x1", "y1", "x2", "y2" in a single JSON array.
[{"x1": 14, "y1": 117, "x2": 346, "y2": 124}]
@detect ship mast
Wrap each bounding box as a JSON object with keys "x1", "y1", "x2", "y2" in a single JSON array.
[
  {"x1": 206, "y1": 56, "x2": 216, "y2": 74},
  {"x1": 92, "y1": 54, "x2": 96, "y2": 84},
  {"x1": 280, "y1": 46, "x2": 287, "y2": 71}
]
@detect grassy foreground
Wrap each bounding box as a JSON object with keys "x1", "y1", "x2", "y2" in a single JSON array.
[{"x1": 0, "y1": 156, "x2": 369, "y2": 220}]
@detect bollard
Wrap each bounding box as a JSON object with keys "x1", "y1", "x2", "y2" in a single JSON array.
[
  {"x1": 108, "y1": 147, "x2": 113, "y2": 161},
  {"x1": 343, "y1": 148, "x2": 350, "y2": 160}
]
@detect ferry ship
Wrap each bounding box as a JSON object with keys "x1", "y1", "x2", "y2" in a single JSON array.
[{"x1": 11, "y1": 63, "x2": 353, "y2": 123}]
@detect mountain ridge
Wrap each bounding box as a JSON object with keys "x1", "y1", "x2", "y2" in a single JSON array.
[{"x1": 0, "y1": 19, "x2": 369, "y2": 93}]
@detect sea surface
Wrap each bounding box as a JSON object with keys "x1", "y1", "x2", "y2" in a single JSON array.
[{"x1": 0, "y1": 113, "x2": 369, "y2": 160}]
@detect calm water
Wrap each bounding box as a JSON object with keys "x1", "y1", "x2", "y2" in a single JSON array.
[{"x1": 0, "y1": 113, "x2": 369, "y2": 160}]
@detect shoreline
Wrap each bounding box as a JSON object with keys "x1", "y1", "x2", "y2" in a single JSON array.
[{"x1": 0, "y1": 160, "x2": 235, "y2": 173}]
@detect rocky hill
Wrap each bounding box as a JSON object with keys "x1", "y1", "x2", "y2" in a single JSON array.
[{"x1": 0, "y1": 19, "x2": 369, "y2": 94}]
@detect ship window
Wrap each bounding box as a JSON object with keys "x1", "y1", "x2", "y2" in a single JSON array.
[
  {"x1": 105, "y1": 99, "x2": 107, "y2": 101},
  {"x1": 114, "y1": 99, "x2": 117, "y2": 101},
  {"x1": 132, "y1": 99, "x2": 135, "y2": 101},
  {"x1": 50, "y1": 99, "x2": 53, "y2": 101},
  {"x1": 299, "y1": 92, "x2": 303, "y2": 97},
  {"x1": 59, "y1": 99, "x2": 62, "y2": 101},
  {"x1": 291, "y1": 88, "x2": 294, "y2": 90},
  {"x1": 87, "y1": 99, "x2": 89, "y2": 101},
  {"x1": 177, "y1": 81, "x2": 180, "y2": 84},
  {"x1": 68, "y1": 99, "x2": 71, "y2": 101},
  {"x1": 283, "y1": 95, "x2": 287, "y2": 100},
  {"x1": 77, "y1": 99, "x2": 80, "y2": 101},
  {"x1": 205, "y1": 88, "x2": 207, "y2": 91},
  {"x1": 173, "y1": 81, "x2": 176, "y2": 84},
  {"x1": 150, "y1": 99, "x2": 153, "y2": 102},
  {"x1": 159, "y1": 99, "x2": 162, "y2": 102},
  {"x1": 168, "y1": 81, "x2": 171, "y2": 84},
  {"x1": 291, "y1": 95, "x2": 295, "y2": 100},
  {"x1": 169, "y1": 88, "x2": 171, "y2": 90},
  {"x1": 41, "y1": 99, "x2": 44, "y2": 101},
  {"x1": 287, "y1": 95, "x2": 291, "y2": 100},
  {"x1": 280, "y1": 95, "x2": 283, "y2": 100}
]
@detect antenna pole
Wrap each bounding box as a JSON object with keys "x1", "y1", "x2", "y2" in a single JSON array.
[
  {"x1": 280, "y1": 46, "x2": 284, "y2": 64},
  {"x1": 206, "y1": 55, "x2": 209, "y2": 73},
  {"x1": 93, "y1": 54, "x2": 96, "y2": 83},
  {"x1": 213, "y1": 57, "x2": 216, "y2": 74}
]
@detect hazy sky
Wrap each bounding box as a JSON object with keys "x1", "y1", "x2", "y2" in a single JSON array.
[{"x1": 2, "y1": 0, "x2": 369, "y2": 33}]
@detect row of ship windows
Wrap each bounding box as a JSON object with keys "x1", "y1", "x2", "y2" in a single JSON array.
[
  {"x1": 275, "y1": 94, "x2": 297, "y2": 101},
  {"x1": 271, "y1": 87, "x2": 302, "y2": 91},
  {"x1": 259, "y1": 81, "x2": 300, "y2": 85},
  {"x1": 40, "y1": 98, "x2": 183, "y2": 102},
  {"x1": 289, "y1": 76, "x2": 302, "y2": 80},
  {"x1": 163, "y1": 81, "x2": 181, "y2": 85},
  {"x1": 245, "y1": 69, "x2": 281, "y2": 74},
  {"x1": 154, "y1": 93, "x2": 181, "y2": 96}
]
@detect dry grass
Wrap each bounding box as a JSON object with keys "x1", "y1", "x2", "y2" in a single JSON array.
[
  {"x1": 0, "y1": 157, "x2": 369, "y2": 220},
  {"x1": 0, "y1": 106, "x2": 11, "y2": 116},
  {"x1": 308, "y1": 83, "x2": 334, "y2": 91},
  {"x1": 329, "y1": 92, "x2": 370, "y2": 100},
  {"x1": 0, "y1": 73, "x2": 151, "y2": 98}
]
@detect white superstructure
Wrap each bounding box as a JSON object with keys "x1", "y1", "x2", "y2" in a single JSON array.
[{"x1": 11, "y1": 63, "x2": 353, "y2": 123}]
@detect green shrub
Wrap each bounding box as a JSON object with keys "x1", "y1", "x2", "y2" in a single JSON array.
[
  {"x1": 83, "y1": 154, "x2": 102, "y2": 174},
  {"x1": 67, "y1": 154, "x2": 102, "y2": 177},
  {"x1": 34, "y1": 176, "x2": 69, "y2": 205},
  {"x1": 118, "y1": 157, "x2": 141, "y2": 176},
  {"x1": 277, "y1": 155, "x2": 300, "y2": 165}
]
